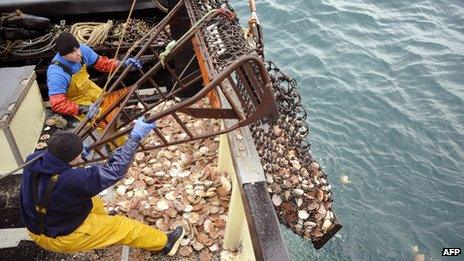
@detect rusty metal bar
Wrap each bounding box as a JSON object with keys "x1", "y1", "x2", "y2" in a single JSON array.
[
  {"x1": 74, "y1": 0, "x2": 185, "y2": 134},
  {"x1": 80, "y1": 55, "x2": 278, "y2": 162}
]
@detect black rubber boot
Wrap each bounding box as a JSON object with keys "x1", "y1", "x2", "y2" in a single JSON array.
[{"x1": 163, "y1": 226, "x2": 185, "y2": 256}]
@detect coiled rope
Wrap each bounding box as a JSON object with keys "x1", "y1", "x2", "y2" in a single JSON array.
[
  {"x1": 0, "y1": 32, "x2": 59, "y2": 56},
  {"x1": 70, "y1": 20, "x2": 113, "y2": 47}
]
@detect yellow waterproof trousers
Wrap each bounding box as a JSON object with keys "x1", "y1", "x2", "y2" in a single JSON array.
[
  {"x1": 29, "y1": 197, "x2": 167, "y2": 253},
  {"x1": 66, "y1": 64, "x2": 127, "y2": 146},
  {"x1": 66, "y1": 64, "x2": 103, "y2": 121}
]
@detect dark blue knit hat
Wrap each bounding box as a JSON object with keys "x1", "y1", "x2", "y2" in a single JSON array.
[
  {"x1": 55, "y1": 32, "x2": 80, "y2": 56},
  {"x1": 47, "y1": 131, "x2": 83, "y2": 163}
]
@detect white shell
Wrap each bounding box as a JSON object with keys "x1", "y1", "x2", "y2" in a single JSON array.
[
  {"x1": 305, "y1": 221, "x2": 317, "y2": 228},
  {"x1": 169, "y1": 168, "x2": 180, "y2": 177},
  {"x1": 165, "y1": 191, "x2": 176, "y2": 201},
  {"x1": 116, "y1": 185, "x2": 127, "y2": 195},
  {"x1": 291, "y1": 160, "x2": 301, "y2": 169},
  {"x1": 272, "y1": 194, "x2": 282, "y2": 206},
  {"x1": 293, "y1": 189, "x2": 304, "y2": 196},
  {"x1": 204, "y1": 219, "x2": 214, "y2": 233},
  {"x1": 184, "y1": 204, "x2": 193, "y2": 212},
  {"x1": 326, "y1": 210, "x2": 334, "y2": 220},
  {"x1": 180, "y1": 238, "x2": 190, "y2": 246},
  {"x1": 134, "y1": 189, "x2": 148, "y2": 198},
  {"x1": 322, "y1": 218, "x2": 333, "y2": 231},
  {"x1": 298, "y1": 210, "x2": 310, "y2": 220},
  {"x1": 199, "y1": 146, "x2": 210, "y2": 154},
  {"x1": 156, "y1": 200, "x2": 169, "y2": 211},
  {"x1": 123, "y1": 177, "x2": 135, "y2": 185},
  {"x1": 209, "y1": 244, "x2": 219, "y2": 252}
]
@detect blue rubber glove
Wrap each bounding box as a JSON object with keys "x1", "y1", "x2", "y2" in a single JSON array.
[
  {"x1": 85, "y1": 103, "x2": 99, "y2": 120},
  {"x1": 131, "y1": 117, "x2": 156, "y2": 139},
  {"x1": 123, "y1": 57, "x2": 143, "y2": 69},
  {"x1": 82, "y1": 144, "x2": 90, "y2": 157}
]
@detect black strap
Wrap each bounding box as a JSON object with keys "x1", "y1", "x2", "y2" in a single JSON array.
[
  {"x1": 51, "y1": 60, "x2": 74, "y2": 76},
  {"x1": 32, "y1": 172, "x2": 60, "y2": 235}
]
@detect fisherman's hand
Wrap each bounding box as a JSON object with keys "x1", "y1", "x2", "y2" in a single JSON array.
[
  {"x1": 85, "y1": 103, "x2": 99, "y2": 120},
  {"x1": 82, "y1": 145, "x2": 90, "y2": 157},
  {"x1": 131, "y1": 117, "x2": 156, "y2": 139},
  {"x1": 123, "y1": 57, "x2": 143, "y2": 69},
  {"x1": 78, "y1": 104, "x2": 99, "y2": 119},
  {"x1": 78, "y1": 105, "x2": 90, "y2": 115}
]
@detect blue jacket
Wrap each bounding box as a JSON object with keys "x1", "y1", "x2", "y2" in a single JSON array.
[
  {"x1": 20, "y1": 135, "x2": 141, "y2": 237},
  {"x1": 47, "y1": 44, "x2": 98, "y2": 96}
]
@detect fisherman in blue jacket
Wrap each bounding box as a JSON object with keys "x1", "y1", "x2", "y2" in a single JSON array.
[{"x1": 20, "y1": 118, "x2": 184, "y2": 256}]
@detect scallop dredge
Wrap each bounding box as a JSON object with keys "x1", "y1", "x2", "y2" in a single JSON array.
[{"x1": 0, "y1": 0, "x2": 342, "y2": 250}]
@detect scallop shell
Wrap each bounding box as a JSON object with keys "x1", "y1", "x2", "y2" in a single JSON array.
[
  {"x1": 45, "y1": 119, "x2": 55, "y2": 126},
  {"x1": 310, "y1": 162, "x2": 320, "y2": 172},
  {"x1": 272, "y1": 194, "x2": 282, "y2": 207},
  {"x1": 322, "y1": 218, "x2": 333, "y2": 231},
  {"x1": 317, "y1": 190, "x2": 324, "y2": 201},
  {"x1": 116, "y1": 185, "x2": 127, "y2": 195},
  {"x1": 184, "y1": 204, "x2": 193, "y2": 212},
  {"x1": 123, "y1": 177, "x2": 135, "y2": 186},
  {"x1": 204, "y1": 219, "x2": 214, "y2": 233},
  {"x1": 40, "y1": 134, "x2": 50, "y2": 141},
  {"x1": 304, "y1": 221, "x2": 317, "y2": 228},
  {"x1": 325, "y1": 210, "x2": 334, "y2": 220},
  {"x1": 165, "y1": 191, "x2": 176, "y2": 201},
  {"x1": 134, "y1": 152, "x2": 144, "y2": 162},
  {"x1": 298, "y1": 210, "x2": 310, "y2": 220},
  {"x1": 192, "y1": 242, "x2": 204, "y2": 251},
  {"x1": 291, "y1": 160, "x2": 301, "y2": 170},
  {"x1": 308, "y1": 203, "x2": 319, "y2": 211},
  {"x1": 199, "y1": 147, "x2": 209, "y2": 154},
  {"x1": 156, "y1": 200, "x2": 169, "y2": 211},
  {"x1": 187, "y1": 212, "x2": 199, "y2": 224},
  {"x1": 209, "y1": 244, "x2": 219, "y2": 252},
  {"x1": 179, "y1": 246, "x2": 193, "y2": 257},
  {"x1": 35, "y1": 142, "x2": 47, "y2": 150},
  {"x1": 180, "y1": 238, "x2": 190, "y2": 246}
]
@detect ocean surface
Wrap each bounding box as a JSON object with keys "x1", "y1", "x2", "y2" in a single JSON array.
[{"x1": 230, "y1": 0, "x2": 464, "y2": 260}]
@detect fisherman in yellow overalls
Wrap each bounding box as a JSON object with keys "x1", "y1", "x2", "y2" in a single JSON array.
[
  {"x1": 47, "y1": 32, "x2": 141, "y2": 120},
  {"x1": 20, "y1": 120, "x2": 184, "y2": 255}
]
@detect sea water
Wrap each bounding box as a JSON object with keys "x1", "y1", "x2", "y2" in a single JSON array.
[{"x1": 230, "y1": 0, "x2": 464, "y2": 260}]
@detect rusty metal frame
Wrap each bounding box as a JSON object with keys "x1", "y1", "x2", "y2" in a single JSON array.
[{"x1": 75, "y1": 1, "x2": 279, "y2": 163}]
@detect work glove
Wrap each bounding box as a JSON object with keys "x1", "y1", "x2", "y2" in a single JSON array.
[
  {"x1": 78, "y1": 105, "x2": 90, "y2": 115},
  {"x1": 131, "y1": 117, "x2": 156, "y2": 139},
  {"x1": 78, "y1": 104, "x2": 99, "y2": 119},
  {"x1": 82, "y1": 144, "x2": 90, "y2": 157},
  {"x1": 123, "y1": 57, "x2": 143, "y2": 69}
]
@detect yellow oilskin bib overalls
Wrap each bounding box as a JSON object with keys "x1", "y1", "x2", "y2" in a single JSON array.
[
  {"x1": 61, "y1": 63, "x2": 127, "y2": 146},
  {"x1": 65, "y1": 64, "x2": 102, "y2": 122},
  {"x1": 29, "y1": 197, "x2": 167, "y2": 253}
]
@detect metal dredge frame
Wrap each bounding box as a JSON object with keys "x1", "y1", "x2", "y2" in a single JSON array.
[{"x1": 76, "y1": 0, "x2": 279, "y2": 163}]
